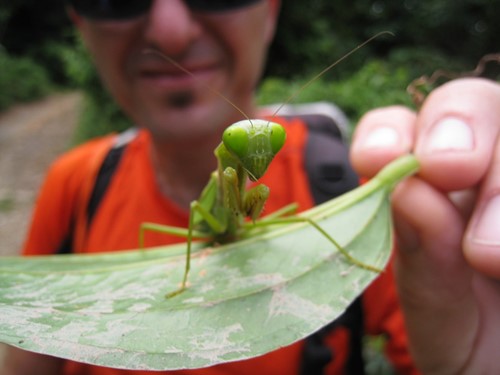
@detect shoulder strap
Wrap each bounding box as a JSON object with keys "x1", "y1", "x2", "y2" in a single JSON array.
[
  {"x1": 302, "y1": 114, "x2": 359, "y2": 204},
  {"x1": 86, "y1": 128, "x2": 138, "y2": 226},
  {"x1": 263, "y1": 102, "x2": 358, "y2": 203},
  {"x1": 56, "y1": 128, "x2": 138, "y2": 254}
]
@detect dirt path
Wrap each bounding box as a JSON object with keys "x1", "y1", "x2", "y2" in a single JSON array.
[
  {"x1": 0, "y1": 91, "x2": 82, "y2": 368},
  {"x1": 0, "y1": 92, "x2": 82, "y2": 256}
]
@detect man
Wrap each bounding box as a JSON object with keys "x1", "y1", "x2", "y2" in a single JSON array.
[{"x1": 3, "y1": 0, "x2": 500, "y2": 374}]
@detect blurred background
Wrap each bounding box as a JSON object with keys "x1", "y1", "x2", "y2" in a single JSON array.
[
  {"x1": 1, "y1": 0, "x2": 499, "y2": 141},
  {"x1": 1, "y1": 0, "x2": 499, "y2": 281}
]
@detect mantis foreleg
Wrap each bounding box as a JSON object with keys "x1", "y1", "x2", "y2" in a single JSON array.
[
  {"x1": 140, "y1": 164, "x2": 274, "y2": 297},
  {"x1": 140, "y1": 199, "x2": 229, "y2": 298},
  {"x1": 167, "y1": 199, "x2": 228, "y2": 298},
  {"x1": 243, "y1": 184, "x2": 270, "y2": 222}
]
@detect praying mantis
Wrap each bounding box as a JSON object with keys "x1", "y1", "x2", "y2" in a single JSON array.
[{"x1": 139, "y1": 33, "x2": 391, "y2": 297}]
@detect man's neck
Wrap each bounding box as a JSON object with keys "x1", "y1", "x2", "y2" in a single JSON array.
[
  {"x1": 149, "y1": 132, "x2": 221, "y2": 210},
  {"x1": 148, "y1": 101, "x2": 260, "y2": 210}
]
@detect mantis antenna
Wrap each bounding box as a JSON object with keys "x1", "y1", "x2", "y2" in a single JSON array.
[
  {"x1": 141, "y1": 48, "x2": 253, "y2": 125},
  {"x1": 143, "y1": 30, "x2": 394, "y2": 125},
  {"x1": 140, "y1": 34, "x2": 394, "y2": 296},
  {"x1": 270, "y1": 31, "x2": 395, "y2": 118}
]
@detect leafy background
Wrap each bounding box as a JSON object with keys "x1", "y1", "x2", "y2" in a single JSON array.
[{"x1": 1, "y1": 0, "x2": 499, "y2": 141}]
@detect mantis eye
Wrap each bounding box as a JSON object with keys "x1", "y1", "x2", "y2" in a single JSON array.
[
  {"x1": 222, "y1": 123, "x2": 249, "y2": 161},
  {"x1": 269, "y1": 122, "x2": 286, "y2": 155}
]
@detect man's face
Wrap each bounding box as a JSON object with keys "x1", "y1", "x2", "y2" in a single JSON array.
[{"x1": 71, "y1": 0, "x2": 279, "y2": 142}]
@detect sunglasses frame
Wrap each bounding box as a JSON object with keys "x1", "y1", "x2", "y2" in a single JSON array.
[{"x1": 68, "y1": 0, "x2": 262, "y2": 21}]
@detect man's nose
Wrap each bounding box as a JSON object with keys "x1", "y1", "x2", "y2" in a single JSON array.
[{"x1": 143, "y1": 0, "x2": 202, "y2": 56}]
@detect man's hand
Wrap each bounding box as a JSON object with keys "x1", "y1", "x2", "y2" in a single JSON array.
[{"x1": 350, "y1": 78, "x2": 500, "y2": 374}]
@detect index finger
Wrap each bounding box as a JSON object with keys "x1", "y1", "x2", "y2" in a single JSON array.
[{"x1": 413, "y1": 78, "x2": 500, "y2": 191}]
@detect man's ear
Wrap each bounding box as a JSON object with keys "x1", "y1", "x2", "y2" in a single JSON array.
[
  {"x1": 264, "y1": 0, "x2": 281, "y2": 45},
  {"x1": 66, "y1": 6, "x2": 83, "y2": 27}
]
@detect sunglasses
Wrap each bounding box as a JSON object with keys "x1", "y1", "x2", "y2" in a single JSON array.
[{"x1": 68, "y1": 0, "x2": 262, "y2": 21}]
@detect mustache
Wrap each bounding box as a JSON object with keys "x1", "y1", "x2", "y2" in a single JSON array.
[{"x1": 140, "y1": 48, "x2": 196, "y2": 76}]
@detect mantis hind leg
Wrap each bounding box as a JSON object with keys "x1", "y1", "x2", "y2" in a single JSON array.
[
  {"x1": 248, "y1": 215, "x2": 382, "y2": 273},
  {"x1": 301, "y1": 217, "x2": 382, "y2": 272}
]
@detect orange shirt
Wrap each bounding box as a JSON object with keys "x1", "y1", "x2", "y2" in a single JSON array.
[{"x1": 24, "y1": 118, "x2": 417, "y2": 375}]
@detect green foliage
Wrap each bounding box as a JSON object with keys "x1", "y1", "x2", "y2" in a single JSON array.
[
  {"x1": 73, "y1": 95, "x2": 132, "y2": 145},
  {"x1": 57, "y1": 37, "x2": 131, "y2": 144},
  {"x1": 0, "y1": 2, "x2": 74, "y2": 111},
  {"x1": 260, "y1": 44, "x2": 482, "y2": 130},
  {"x1": 258, "y1": 58, "x2": 414, "y2": 128},
  {"x1": 267, "y1": 0, "x2": 499, "y2": 79},
  {"x1": 364, "y1": 335, "x2": 395, "y2": 375},
  {"x1": 0, "y1": 0, "x2": 73, "y2": 85},
  {"x1": 0, "y1": 51, "x2": 52, "y2": 111},
  {"x1": 56, "y1": 35, "x2": 97, "y2": 89},
  {"x1": 0, "y1": 197, "x2": 15, "y2": 213},
  {"x1": 330, "y1": 60, "x2": 414, "y2": 121}
]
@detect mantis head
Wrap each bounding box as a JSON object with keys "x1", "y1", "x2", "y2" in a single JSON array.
[{"x1": 222, "y1": 119, "x2": 286, "y2": 181}]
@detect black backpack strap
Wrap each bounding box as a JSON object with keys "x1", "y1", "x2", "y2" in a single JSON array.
[
  {"x1": 303, "y1": 113, "x2": 359, "y2": 204},
  {"x1": 299, "y1": 298, "x2": 365, "y2": 375},
  {"x1": 56, "y1": 228, "x2": 74, "y2": 255},
  {"x1": 56, "y1": 128, "x2": 138, "y2": 254},
  {"x1": 87, "y1": 128, "x2": 137, "y2": 226},
  {"x1": 261, "y1": 101, "x2": 349, "y2": 141},
  {"x1": 281, "y1": 105, "x2": 365, "y2": 375},
  {"x1": 263, "y1": 102, "x2": 358, "y2": 203}
]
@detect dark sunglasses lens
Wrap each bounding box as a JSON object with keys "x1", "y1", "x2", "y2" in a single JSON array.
[
  {"x1": 185, "y1": 0, "x2": 260, "y2": 12},
  {"x1": 69, "y1": 0, "x2": 152, "y2": 20},
  {"x1": 69, "y1": 0, "x2": 260, "y2": 20}
]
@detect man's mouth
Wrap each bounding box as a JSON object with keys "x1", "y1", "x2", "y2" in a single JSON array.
[{"x1": 138, "y1": 63, "x2": 220, "y2": 93}]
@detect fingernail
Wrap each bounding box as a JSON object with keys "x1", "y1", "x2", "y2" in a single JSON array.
[
  {"x1": 363, "y1": 127, "x2": 399, "y2": 148},
  {"x1": 472, "y1": 195, "x2": 500, "y2": 245},
  {"x1": 426, "y1": 117, "x2": 474, "y2": 152}
]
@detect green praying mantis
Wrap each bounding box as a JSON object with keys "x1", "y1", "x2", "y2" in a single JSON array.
[
  {"x1": 139, "y1": 33, "x2": 391, "y2": 297},
  {"x1": 140, "y1": 118, "x2": 381, "y2": 297}
]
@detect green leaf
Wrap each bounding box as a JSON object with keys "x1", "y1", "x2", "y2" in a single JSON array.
[{"x1": 0, "y1": 155, "x2": 419, "y2": 370}]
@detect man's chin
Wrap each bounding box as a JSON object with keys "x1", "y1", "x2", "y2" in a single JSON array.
[{"x1": 166, "y1": 91, "x2": 196, "y2": 109}]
